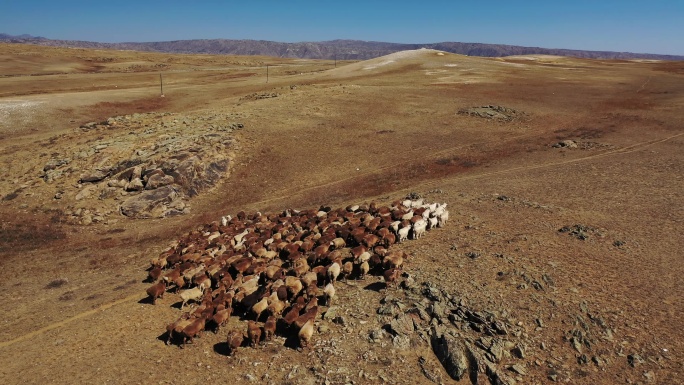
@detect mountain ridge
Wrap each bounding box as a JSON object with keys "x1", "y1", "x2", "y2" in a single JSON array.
[{"x1": 1, "y1": 33, "x2": 682, "y2": 61}]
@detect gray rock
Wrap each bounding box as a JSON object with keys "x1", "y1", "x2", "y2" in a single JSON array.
[
  {"x1": 120, "y1": 185, "x2": 179, "y2": 218},
  {"x1": 44, "y1": 158, "x2": 69, "y2": 171},
  {"x1": 125, "y1": 177, "x2": 144, "y2": 192},
  {"x1": 75, "y1": 185, "x2": 97, "y2": 201},
  {"x1": 323, "y1": 306, "x2": 338, "y2": 320},
  {"x1": 390, "y1": 314, "x2": 415, "y2": 336},
  {"x1": 392, "y1": 335, "x2": 411, "y2": 350},
  {"x1": 145, "y1": 174, "x2": 175, "y2": 190},
  {"x1": 369, "y1": 329, "x2": 386, "y2": 342},
  {"x1": 80, "y1": 170, "x2": 109, "y2": 183},
  {"x1": 431, "y1": 332, "x2": 470, "y2": 381},
  {"x1": 509, "y1": 364, "x2": 527, "y2": 376}
]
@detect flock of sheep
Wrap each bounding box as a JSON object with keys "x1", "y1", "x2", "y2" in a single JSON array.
[{"x1": 145, "y1": 197, "x2": 449, "y2": 353}]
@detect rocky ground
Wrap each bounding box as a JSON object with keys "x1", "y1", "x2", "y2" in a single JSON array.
[{"x1": 5, "y1": 112, "x2": 243, "y2": 224}]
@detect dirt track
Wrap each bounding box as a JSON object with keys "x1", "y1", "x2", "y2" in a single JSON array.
[{"x1": 0, "y1": 43, "x2": 683, "y2": 384}]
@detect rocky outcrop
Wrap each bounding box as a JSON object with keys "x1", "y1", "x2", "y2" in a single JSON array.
[{"x1": 38, "y1": 112, "x2": 242, "y2": 224}]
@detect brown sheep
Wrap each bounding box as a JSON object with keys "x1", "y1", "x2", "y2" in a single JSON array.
[
  {"x1": 211, "y1": 306, "x2": 232, "y2": 333},
  {"x1": 383, "y1": 268, "x2": 401, "y2": 288},
  {"x1": 283, "y1": 303, "x2": 305, "y2": 326},
  {"x1": 298, "y1": 318, "x2": 315, "y2": 348},
  {"x1": 247, "y1": 320, "x2": 262, "y2": 347},
  {"x1": 180, "y1": 316, "x2": 206, "y2": 348},
  {"x1": 226, "y1": 330, "x2": 244, "y2": 355},
  {"x1": 264, "y1": 316, "x2": 277, "y2": 341},
  {"x1": 165, "y1": 314, "x2": 192, "y2": 345},
  {"x1": 294, "y1": 306, "x2": 318, "y2": 330},
  {"x1": 147, "y1": 266, "x2": 163, "y2": 283},
  {"x1": 146, "y1": 280, "x2": 166, "y2": 305}
]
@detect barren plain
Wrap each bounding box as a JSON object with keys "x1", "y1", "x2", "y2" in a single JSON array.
[{"x1": 0, "y1": 43, "x2": 683, "y2": 385}]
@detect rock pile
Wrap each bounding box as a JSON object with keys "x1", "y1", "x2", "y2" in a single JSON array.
[
  {"x1": 41, "y1": 112, "x2": 242, "y2": 222},
  {"x1": 458, "y1": 105, "x2": 523, "y2": 121}
]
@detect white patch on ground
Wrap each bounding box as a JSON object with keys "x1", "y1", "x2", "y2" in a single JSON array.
[
  {"x1": 444, "y1": 64, "x2": 458, "y2": 67},
  {"x1": 363, "y1": 60, "x2": 395, "y2": 70},
  {"x1": 0, "y1": 100, "x2": 44, "y2": 120},
  {"x1": 0, "y1": 100, "x2": 45, "y2": 133},
  {"x1": 497, "y1": 62, "x2": 529, "y2": 68}
]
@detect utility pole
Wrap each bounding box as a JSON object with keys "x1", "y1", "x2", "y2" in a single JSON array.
[
  {"x1": 160, "y1": 73, "x2": 164, "y2": 97},
  {"x1": 266, "y1": 65, "x2": 269, "y2": 83},
  {"x1": 334, "y1": 54, "x2": 337, "y2": 68}
]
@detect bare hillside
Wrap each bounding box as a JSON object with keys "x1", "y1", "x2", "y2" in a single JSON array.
[{"x1": 0, "y1": 44, "x2": 682, "y2": 385}]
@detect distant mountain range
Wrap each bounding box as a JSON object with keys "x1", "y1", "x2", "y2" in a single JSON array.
[{"x1": 2, "y1": 33, "x2": 683, "y2": 61}]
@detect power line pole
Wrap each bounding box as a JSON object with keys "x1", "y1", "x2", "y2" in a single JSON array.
[
  {"x1": 266, "y1": 65, "x2": 269, "y2": 83},
  {"x1": 159, "y1": 73, "x2": 164, "y2": 97}
]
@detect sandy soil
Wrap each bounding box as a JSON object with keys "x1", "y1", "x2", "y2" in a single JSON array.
[{"x1": 0, "y1": 43, "x2": 682, "y2": 385}]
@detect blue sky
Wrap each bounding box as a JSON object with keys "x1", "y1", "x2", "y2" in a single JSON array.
[{"x1": 1, "y1": 1, "x2": 682, "y2": 55}]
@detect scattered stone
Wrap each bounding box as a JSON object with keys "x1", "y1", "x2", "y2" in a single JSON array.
[
  {"x1": 509, "y1": 364, "x2": 527, "y2": 376},
  {"x1": 458, "y1": 105, "x2": 522, "y2": 121},
  {"x1": 119, "y1": 185, "x2": 180, "y2": 218},
  {"x1": 552, "y1": 140, "x2": 578, "y2": 149},
  {"x1": 511, "y1": 345, "x2": 525, "y2": 359},
  {"x1": 323, "y1": 306, "x2": 338, "y2": 320},
  {"x1": 627, "y1": 353, "x2": 644, "y2": 367},
  {"x1": 389, "y1": 314, "x2": 415, "y2": 336},
  {"x1": 79, "y1": 170, "x2": 109, "y2": 183},
  {"x1": 431, "y1": 332, "x2": 470, "y2": 381},
  {"x1": 369, "y1": 329, "x2": 386, "y2": 342}
]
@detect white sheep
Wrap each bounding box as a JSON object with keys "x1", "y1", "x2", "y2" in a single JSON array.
[
  {"x1": 179, "y1": 286, "x2": 205, "y2": 309},
  {"x1": 398, "y1": 226, "x2": 410, "y2": 243},
  {"x1": 412, "y1": 218, "x2": 427, "y2": 239}
]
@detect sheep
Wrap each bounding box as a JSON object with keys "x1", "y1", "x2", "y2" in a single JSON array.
[
  {"x1": 397, "y1": 226, "x2": 410, "y2": 243},
  {"x1": 327, "y1": 262, "x2": 341, "y2": 283},
  {"x1": 301, "y1": 271, "x2": 318, "y2": 287},
  {"x1": 251, "y1": 297, "x2": 269, "y2": 321},
  {"x1": 283, "y1": 303, "x2": 305, "y2": 326},
  {"x1": 329, "y1": 237, "x2": 346, "y2": 250},
  {"x1": 383, "y1": 250, "x2": 405, "y2": 269},
  {"x1": 359, "y1": 261, "x2": 370, "y2": 278},
  {"x1": 323, "y1": 283, "x2": 335, "y2": 306},
  {"x1": 226, "y1": 330, "x2": 243, "y2": 355},
  {"x1": 428, "y1": 216, "x2": 438, "y2": 230},
  {"x1": 298, "y1": 318, "x2": 315, "y2": 348},
  {"x1": 264, "y1": 316, "x2": 277, "y2": 341},
  {"x1": 412, "y1": 218, "x2": 427, "y2": 239},
  {"x1": 180, "y1": 286, "x2": 205, "y2": 310},
  {"x1": 305, "y1": 297, "x2": 318, "y2": 313},
  {"x1": 357, "y1": 251, "x2": 371, "y2": 264},
  {"x1": 247, "y1": 320, "x2": 262, "y2": 347},
  {"x1": 146, "y1": 280, "x2": 167, "y2": 305},
  {"x1": 342, "y1": 261, "x2": 354, "y2": 280},
  {"x1": 211, "y1": 306, "x2": 232, "y2": 333},
  {"x1": 180, "y1": 316, "x2": 206, "y2": 348},
  {"x1": 147, "y1": 266, "x2": 163, "y2": 282},
  {"x1": 165, "y1": 314, "x2": 192, "y2": 345},
  {"x1": 383, "y1": 268, "x2": 401, "y2": 288},
  {"x1": 305, "y1": 281, "x2": 319, "y2": 299},
  {"x1": 285, "y1": 276, "x2": 303, "y2": 298},
  {"x1": 294, "y1": 306, "x2": 318, "y2": 330},
  {"x1": 267, "y1": 296, "x2": 287, "y2": 317}
]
